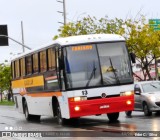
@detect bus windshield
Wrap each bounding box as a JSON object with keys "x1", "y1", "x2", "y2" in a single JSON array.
[{"x1": 63, "y1": 42, "x2": 133, "y2": 89}]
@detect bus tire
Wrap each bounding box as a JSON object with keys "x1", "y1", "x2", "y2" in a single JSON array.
[
  {"x1": 125, "y1": 111, "x2": 132, "y2": 117},
  {"x1": 56, "y1": 103, "x2": 66, "y2": 125},
  {"x1": 24, "y1": 100, "x2": 32, "y2": 121},
  {"x1": 70, "y1": 118, "x2": 79, "y2": 125},
  {"x1": 24, "y1": 100, "x2": 40, "y2": 121},
  {"x1": 33, "y1": 115, "x2": 41, "y2": 121},
  {"x1": 107, "y1": 112, "x2": 119, "y2": 122}
]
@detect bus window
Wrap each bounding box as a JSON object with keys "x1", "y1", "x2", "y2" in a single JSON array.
[
  {"x1": 20, "y1": 58, "x2": 25, "y2": 76},
  {"x1": 64, "y1": 45, "x2": 101, "y2": 89},
  {"x1": 15, "y1": 60, "x2": 20, "y2": 78},
  {"x1": 44, "y1": 71, "x2": 59, "y2": 90},
  {"x1": 97, "y1": 42, "x2": 132, "y2": 85},
  {"x1": 40, "y1": 50, "x2": 47, "y2": 72},
  {"x1": 11, "y1": 62, "x2": 15, "y2": 79},
  {"x1": 33, "y1": 53, "x2": 39, "y2": 73},
  {"x1": 26, "y1": 56, "x2": 32, "y2": 75},
  {"x1": 48, "y1": 48, "x2": 55, "y2": 70},
  {"x1": 56, "y1": 50, "x2": 59, "y2": 69}
]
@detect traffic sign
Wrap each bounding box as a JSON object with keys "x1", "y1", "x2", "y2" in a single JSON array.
[
  {"x1": 0, "y1": 25, "x2": 9, "y2": 46},
  {"x1": 149, "y1": 19, "x2": 160, "y2": 31}
]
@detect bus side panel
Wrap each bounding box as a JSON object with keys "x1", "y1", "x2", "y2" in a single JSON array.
[
  {"x1": 58, "y1": 92, "x2": 70, "y2": 119},
  {"x1": 25, "y1": 95, "x2": 53, "y2": 116}
]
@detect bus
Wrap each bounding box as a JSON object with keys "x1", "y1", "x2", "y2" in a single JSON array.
[{"x1": 11, "y1": 34, "x2": 134, "y2": 125}]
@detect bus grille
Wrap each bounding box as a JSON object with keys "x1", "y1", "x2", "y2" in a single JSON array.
[{"x1": 87, "y1": 94, "x2": 120, "y2": 100}]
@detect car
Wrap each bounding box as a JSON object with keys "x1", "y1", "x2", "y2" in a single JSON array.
[{"x1": 126, "y1": 80, "x2": 160, "y2": 116}]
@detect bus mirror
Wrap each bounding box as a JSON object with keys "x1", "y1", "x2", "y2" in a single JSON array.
[{"x1": 130, "y1": 53, "x2": 136, "y2": 63}]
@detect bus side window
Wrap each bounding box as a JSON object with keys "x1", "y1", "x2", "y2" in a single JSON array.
[
  {"x1": 48, "y1": 48, "x2": 55, "y2": 70},
  {"x1": 15, "y1": 59, "x2": 20, "y2": 78},
  {"x1": 40, "y1": 50, "x2": 47, "y2": 72},
  {"x1": 44, "y1": 48, "x2": 59, "y2": 91},
  {"x1": 44, "y1": 71, "x2": 59, "y2": 91},
  {"x1": 26, "y1": 55, "x2": 32, "y2": 75},
  {"x1": 33, "y1": 53, "x2": 39, "y2": 73},
  {"x1": 11, "y1": 61, "x2": 15, "y2": 79},
  {"x1": 20, "y1": 58, "x2": 26, "y2": 76}
]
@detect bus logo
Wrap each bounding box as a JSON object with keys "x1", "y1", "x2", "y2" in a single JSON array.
[
  {"x1": 82, "y1": 90, "x2": 88, "y2": 95},
  {"x1": 101, "y1": 93, "x2": 107, "y2": 98},
  {"x1": 100, "y1": 105, "x2": 110, "y2": 109}
]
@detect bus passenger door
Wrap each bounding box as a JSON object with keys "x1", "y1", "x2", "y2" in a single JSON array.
[{"x1": 56, "y1": 47, "x2": 66, "y2": 91}]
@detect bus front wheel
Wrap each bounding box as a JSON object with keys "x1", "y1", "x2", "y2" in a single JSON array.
[
  {"x1": 125, "y1": 111, "x2": 132, "y2": 117},
  {"x1": 107, "y1": 112, "x2": 119, "y2": 122},
  {"x1": 56, "y1": 104, "x2": 66, "y2": 125}
]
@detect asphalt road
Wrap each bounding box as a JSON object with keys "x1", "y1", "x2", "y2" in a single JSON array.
[{"x1": 0, "y1": 105, "x2": 160, "y2": 140}]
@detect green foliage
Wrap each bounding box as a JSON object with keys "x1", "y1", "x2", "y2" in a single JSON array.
[
  {"x1": 53, "y1": 15, "x2": 125, "y2": 39},
  {"x1": 124, "y1": 16, "x2": 160, "y2": 80},
  {"x1": 0, "y1": 100, "x2": 15, "y2": 106},
  {"x1": 0, "y1": 63, "x2": 11, "y2": 101}
]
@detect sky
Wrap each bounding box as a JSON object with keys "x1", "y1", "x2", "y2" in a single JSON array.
[{"x1": 0, "y1": 0, "x2": 160, "y2": 63}]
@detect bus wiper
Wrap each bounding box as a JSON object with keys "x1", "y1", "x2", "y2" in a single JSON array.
[
  {"x1": 150, "y1": 84, "x2": 157, "y2": 88},
  {"x1": 109, "y1": 57, "x2": 120, "y2": 84},
  {"x1": 86, "y1": 62, "x2": 96, "y2": 87}
]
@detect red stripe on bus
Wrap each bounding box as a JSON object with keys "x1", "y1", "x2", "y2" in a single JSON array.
[{"x1": 45, "y1": 76, "x2": 57, "y2": 80}]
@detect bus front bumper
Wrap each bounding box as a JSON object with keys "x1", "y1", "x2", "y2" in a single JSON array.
[{"x1": 69, "y1": 96, "x2": 134, "y2": 118}]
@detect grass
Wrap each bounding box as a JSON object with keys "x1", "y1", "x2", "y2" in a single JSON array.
[{"x1": 0, "y1": 100, "x2": 15, "y2": 106}]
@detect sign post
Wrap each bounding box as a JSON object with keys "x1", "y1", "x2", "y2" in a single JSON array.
[{"x1": 149, "y1": 19, "x2": 160, "y2": 31}]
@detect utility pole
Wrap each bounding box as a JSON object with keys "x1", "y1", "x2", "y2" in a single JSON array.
[
  {"x1": 21, "y1": 21, "x2": 25, "y2": 53},
  {"x1": 57, "y1": 0, "x2": 67, "y2": 25}
]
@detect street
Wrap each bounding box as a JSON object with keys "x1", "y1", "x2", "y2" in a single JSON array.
[{"x1": 0, "y1": 105, "x2": 160, "y2": 140}]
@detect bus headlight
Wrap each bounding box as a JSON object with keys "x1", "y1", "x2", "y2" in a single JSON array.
[
  {"x1": 126, "y1": 100, "x2": 132, "y2": 105},
  {"x1": 69, "y1": 96, "x2": 87, "y2": 102},
  {"x1": 74, "y1": 106, "x2": 80, "y2": 111},
  {"x1": 120, "y1": 91, "x2": 134, "y2": 96}
]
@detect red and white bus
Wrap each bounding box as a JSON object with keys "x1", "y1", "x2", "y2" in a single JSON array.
[{"x1": 11, "y1": 34, "x2": 134, "y2": 125}]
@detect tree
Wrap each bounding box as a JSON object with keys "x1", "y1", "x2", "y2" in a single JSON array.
[
  {"x1": 0, "y1": 63, "x2": 11, "y2": 101},
  {"x1": 124, "y1": 16, "x2": 160, "y2": 80},
  {"x1": 53, "y1": 16, "x2": 125, "y2": 39}
]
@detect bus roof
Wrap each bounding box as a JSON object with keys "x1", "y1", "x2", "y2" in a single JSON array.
[
  {"x1": 55, "y1": 34, "x2": 125, "y2": 46},
  {"x1": 11, "y1": 34, "x2": 125, "y2": 61}
]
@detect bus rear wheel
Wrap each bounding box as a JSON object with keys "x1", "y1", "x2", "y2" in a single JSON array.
[
  {"x1": 24, "y1": 101, "x2": 40, "y2": 121},
  {"x1": 107, "y1": 112, "x2": 119, "y2": 122}
]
